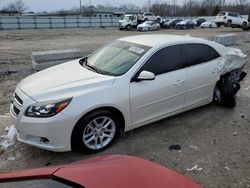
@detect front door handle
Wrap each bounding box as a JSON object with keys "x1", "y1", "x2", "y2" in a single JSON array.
[{"x1": 174, "y1": 80, "x2": 184, "y2": 86}]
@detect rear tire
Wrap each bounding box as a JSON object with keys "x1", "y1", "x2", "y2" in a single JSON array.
[
  {"x1": 71, "y1": 110, "x2": 120, "y2": 153},
  {"x1": 242, "y1": 22, "x2": 248, "y2": 30},
  {"x1": 226, "y1": 20, "x2": 232, "y2": 27},
  {"x1": 214, "y1": 74, "x2": 236, "y2": 108}
]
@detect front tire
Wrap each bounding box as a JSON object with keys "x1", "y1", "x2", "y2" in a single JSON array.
[
  {"x1": 126, "y1": 24, "x2": 132, "y2": 30},
  {"x1": 214, "y1": 74, "x2": 236, "y2": 108},
  {"x1": 71, "y1": 110, "x2": 120, "y2": 153}
]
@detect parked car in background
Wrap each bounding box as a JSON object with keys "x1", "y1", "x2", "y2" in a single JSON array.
[
  {"x1": 194, "y1": 18, "x2": 206, "y2": 26},
  {"x1": 215, "y1": 11, "x2": 248, "y2": 28},
  {"x1": 200, "y1": 20, "x2": 217, "y2": 28},
  {"x1": 164, "y1": 19, "x2": 183, "y2": 28},
  {"x1": 137, "y1": 21, "x2": 160, "y2": 31},
  {"x1": 160, "y1": 18, "x2": 169, "y2": 27},
  {"x1": 0, "y1": 155, "x2": 202, "y2": 188},
  {"x1": 176, "y1": 20, "x2": 196, "y2": 29},
  {"x1": 138, "y1": 12, "x2": 161, "y2": 22},
  {"x1": 11, "y1": 35, "x2": 247, "y2": 153}
]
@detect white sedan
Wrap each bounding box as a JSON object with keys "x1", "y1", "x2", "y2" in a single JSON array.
[
  {"x1": 137, "y1": 21, "x2": 160, "y2": 31},
  {"x1": 11, "y1": 35, "x2": 247, "y2": 153},
  {"x1": 201, "y1": 20, "x2": 218, "y2": 28}
]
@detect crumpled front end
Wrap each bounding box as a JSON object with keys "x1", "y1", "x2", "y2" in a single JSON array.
[
  {"x1": 215, "y1": 47, "x2": 247, "y2": 75},
  {"x1": 214, "y1": 47, "x2": 247, "y2": 94}
]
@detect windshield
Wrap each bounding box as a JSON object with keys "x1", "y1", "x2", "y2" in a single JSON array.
[
  {"x1": 83, "y1": 41, "x2": 150, "y2": 76},
  {"x1": 217, "y1": 12, "x2": 225, "y2": 16},
  {"x1": 0, "y1": 179, "x2": 78, "y2": 188},
  {"x1": 144, "y1": 21, "x2": 152, "y2": 24},
  {"x1": 123, "y1": 16, "x2": 131, "y2": 21}
]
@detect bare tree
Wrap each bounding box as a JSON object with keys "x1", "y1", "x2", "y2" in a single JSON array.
[
  {"x1": 120, "y1": 3, "x2": 140, "y2": 10},
  {"x1": 2, "y1": 0, "x2": 27, "y2": 15},
  {"x1": 2, "y1": 2, "x2": 17, "y2": 15},
  {"x1": 13, "y1": 0, "x2": 27, "y2": 15}
]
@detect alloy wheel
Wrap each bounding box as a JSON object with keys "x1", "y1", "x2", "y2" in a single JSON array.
[{"x1": 83, "y1": 116, "x2": 116, "y2": 150}]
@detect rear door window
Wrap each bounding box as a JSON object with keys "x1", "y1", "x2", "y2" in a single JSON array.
[
  {"x1": 228, "y1": 13, "x2": 237, "y2": 17},
  {"x1": 183, "y1": 44, "x2": 220, "y2": 66}
]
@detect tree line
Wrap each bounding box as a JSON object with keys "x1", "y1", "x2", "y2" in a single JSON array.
[
  {"x1": 0, "y1": 0, "x2": 249, "y2": 16},
  {"x1": 150, "y1": 0, "x2": 250, "y2": 17},
  {"x1": 0, "y1": 0, "x2": 27, "y2": 15}
]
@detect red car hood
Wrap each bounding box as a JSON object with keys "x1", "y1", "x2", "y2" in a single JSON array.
[
  {"x1": 56, "y1": 155, "x2": 202, "y2": 188},
  {"x1": 0, "y1": 155, "x2": 202, "y2": 188}
]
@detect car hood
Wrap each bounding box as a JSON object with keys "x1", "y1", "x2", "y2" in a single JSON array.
[
  {"x1": 19, "y1": 59, "x2": 115, "y2": 102},
  {"x1": 177, "y1": 21, "x2": 188, "y2": 25},
  {"x1": 138, "y1": 23, "x2": 150, "y2": 27},
  {"x1": 54, "y1": 155, "x2": 202, "y2": 188},
  {"x1": 0, "y1": 155, "x2": 201, "y2": 188},
  {"x1": 119, "y1": 20, "x2": 129, "y2": 23}
]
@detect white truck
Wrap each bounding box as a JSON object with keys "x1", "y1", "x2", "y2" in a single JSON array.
[
  {"x1": 118, "y1": 14, "x2": 138, "y2": 30},
  {"x1": 118, "y1": 12, "x2": 161, "y2": 30}
]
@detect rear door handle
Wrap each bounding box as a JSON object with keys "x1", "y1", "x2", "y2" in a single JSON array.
[{"x1": 174, "y1": 80, "x2": 184, "y2": 86}]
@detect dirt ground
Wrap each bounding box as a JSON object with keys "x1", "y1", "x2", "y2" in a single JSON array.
[{"x1": 0, "y1": 27, "x2": 250, "y2": 188}]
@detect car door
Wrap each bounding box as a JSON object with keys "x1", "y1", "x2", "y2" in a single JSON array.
[
  {"x1": 151, "y1": 22, "x2": 157, "y2": 30},
  {"x1": 236, "y1": 14, "x2": 243, "y2": 25},
  {"x1": 129, "y1": 45, "x2": 187, "y2": 126},
  {"x1": 182, "y1": 44, "x2": 221, "y2": 108},
  {"x1": 132, "y1": 15, "x2": 137, "y2": 26},
  {"x1": 148, "y1": 12, "x2": 153, "y2": 20},
  {"x1": 229, "y1": 13, "x2": 237, "y2": 25}
]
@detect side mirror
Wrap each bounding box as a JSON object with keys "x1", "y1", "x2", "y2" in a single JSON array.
[{"x1": 136, "y1": 71, "x2": 155, "y2": 81}]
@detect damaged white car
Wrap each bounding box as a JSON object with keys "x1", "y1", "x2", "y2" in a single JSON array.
[{"x1": 10, "y1": 35, "x2": 247, "y2": 153}]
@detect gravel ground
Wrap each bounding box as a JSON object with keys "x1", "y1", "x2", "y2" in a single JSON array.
[{"x1": 0, "y1": 27, "x2": 250, "y2": 188}]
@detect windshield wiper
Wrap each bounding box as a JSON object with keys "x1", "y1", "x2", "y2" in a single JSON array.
[{"x1": 80, "y1": 57, "x2": 102, "y2": 74}]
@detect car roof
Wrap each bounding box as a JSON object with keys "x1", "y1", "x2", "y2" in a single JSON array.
[{"x1": 119, "y1": 34, "x2": 207, "y2": 47}]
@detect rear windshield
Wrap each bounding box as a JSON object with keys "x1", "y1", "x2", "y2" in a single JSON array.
[
  {"x1": 217, "y1": 12, "x2": 225, "y2": 16},
  {"x1": 0, "y1": 178, "x2": 82, "y2": 188}
]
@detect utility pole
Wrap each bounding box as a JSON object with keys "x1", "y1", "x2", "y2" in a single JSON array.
[
  {"x1": 79, "y1": 0, "x2": 82, "y2": 16},
  {"x1": 89, "y1": 0, "x2": 92, "y2": 15},
  {"x1": 147, "y1": 0, "x2": 151, "y2": 12}
]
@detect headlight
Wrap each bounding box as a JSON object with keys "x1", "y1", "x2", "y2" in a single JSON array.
[{"x1": 25, "y1": 98, "x2": 72, "y2": 117}]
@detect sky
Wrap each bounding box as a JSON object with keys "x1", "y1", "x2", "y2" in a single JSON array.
[{"x1": 0, "y1": 0, "x2": 152, "y2": 12}]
